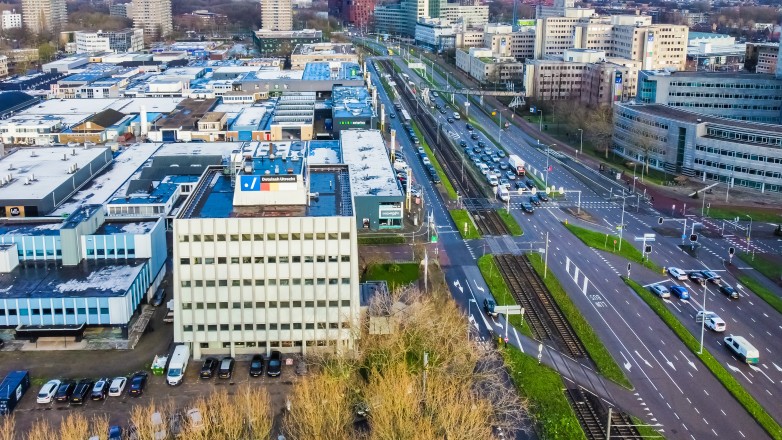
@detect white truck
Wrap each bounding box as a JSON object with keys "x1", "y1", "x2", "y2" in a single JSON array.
[
  {"x1": 507, "y1": 155, "x2": 526, "y2": 176},
  {"x1": 724, "y1": 335, "x2": 759, "y2": 364},
  {"x1": 166, "y1": 345, "x2": 190, "y2": 386}
]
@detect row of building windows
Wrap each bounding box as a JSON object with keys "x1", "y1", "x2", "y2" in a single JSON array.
[
  {"x1": 669, "y1": 81, "x2": 782, "y2": 90},
  {"x1": 181, "y1": 277, "x2": 351, "y2": 287},
  {"x1": 669, "y1": 102, "x2": 780, "y2": 111},
  {"x1": 613, "y1": 131, "x2": 668, "y2": 154},
  {"x1": 87, "y1": 248, "x2": 136, "y2": 256},
  {"x1": 182, "y1": 300, "x2": 350, "y2": 310},
  {"x1": 617, "y1": 110, "x2": 670, "y2": 130},
  {"x1": 615, "y1": 123, "x2": 668, "y2": 143},
  {"x1": 0, "y1": 307, "x2": 108, "y2": 316},
  {"x1": 201, "y1": 340, "x2": 337, "y2": 348},
  {"x1": 183, "y1": 321, "x2": 350, "y2": 332},
  {"x1": 667, "y1": 92, "x2": 781, "y2": 101},
  {"x1": 706, "y1": 127, "x2": 782, "y2": 147},
  {"x1": 180, "y1": 255, "x2": 350, "y2": 265},
  {"x1": 693, "y1": 158, "x2": 782, "y2": 179},
  {"x1": 695, "y1": 145, "x2": 782, "y2": 164},
  {"x1": 180, "y1": 232, "x2": 350, "y2": 242}
]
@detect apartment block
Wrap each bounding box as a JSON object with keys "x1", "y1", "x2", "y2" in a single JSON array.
[
  {"x1": 610, "y1": 18, "x2": 688, "y2": 71},
  {"x1": 21, "y1": 0, "x2": 67, "y2": 34},
  {"x1": 483, "y1": 22, "x2": 536, "y2": 61},
  {"x1": 131, "y1": 0, "x2": 173, "y2": 42},
  {"x1": 74, "y1": 28, "x2": 145, "y2": 54},
  {"x1": 534, "y1": 10, "x2": 599, "y2": 59},
  {"x1": 455, "y1": 47, "x2": 523, "y2": 83},
  {"x1": 1, "y1": 10, "x2": 22, "y2": 30},
  {"x1": 261, "y1": 0, "x2": 293, "y2": 31}
]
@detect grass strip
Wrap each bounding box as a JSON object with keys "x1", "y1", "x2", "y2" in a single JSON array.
[
  {"x1": 411, "y1": 122, "x2": 458, "y2": 200},
  {"x1": 563, "y1": 223, "x2": 661, "y2": 272},
  {"x1": 737, "y1": 274, "x2": 782, "y2": 316},
  {"x1": 738, "y1": 253, "x2": 782, "y2": 283},
  {"x1": 496, "y1": 209, "x2": 523, "y2": 236},
  {"x1": 631, "y1": 416, "x2": 665, "y2": 439},
  {"x1": 527, "y1": 254, "x2": 632, "y2": 389},
  {"x1": 503, "y1": 347, "x2": 588, "y2": 440},
  {"x1": 623, "y1": 277, "x2": 782, "y2": 440},
  {"x1": 703, "y1": 207, "x2": 782, "y2": 224},
  {"x1": 476, "y1": 255, "x2": 532, "y2": 337},
  {"x1": 358, "y1": 235, "x2": 406, "y2": 245},
  {"x1": 363, "y1": 262, "x2": 420, "y2": 291},
  {"x1": 449, "y1": 209, "x2": 481, "y2": 239}
]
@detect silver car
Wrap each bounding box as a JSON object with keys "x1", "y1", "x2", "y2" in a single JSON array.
[{"x1": 649, "y1": 284, "x2": 671, "y2": 298}]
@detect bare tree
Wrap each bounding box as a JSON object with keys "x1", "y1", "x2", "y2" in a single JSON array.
[
  {"x1": 59, "y1": 413, "x2": 90, "y2": 440},
  {"x1": 25, "y1": 418, "x2": 55, "y2": 440}
]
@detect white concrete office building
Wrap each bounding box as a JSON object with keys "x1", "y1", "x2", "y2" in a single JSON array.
[{"x1": 173, "y1": 141, "x2": 360, "y2": 359}]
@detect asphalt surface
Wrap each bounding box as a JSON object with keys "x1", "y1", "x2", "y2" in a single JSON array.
[{"x1": 363, "y1": 40, "x2": 782, "y2": 439}]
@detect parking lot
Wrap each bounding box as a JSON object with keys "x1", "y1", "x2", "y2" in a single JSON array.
[{"x1": 1, "y1": 300, "x2": 297, "y2": 435}]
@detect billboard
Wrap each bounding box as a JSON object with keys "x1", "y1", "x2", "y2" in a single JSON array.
[
  {"x1": 613, "y1": 71, "x2": 624, "y2": 103},
  {"x1": 240, "y1": 175, "x2": 297, "y2": 192},
  {"x1": 4, "y1": 206, "x2": 25, "y2": 217},
  {"x1": 517, "y1": 19, "x2": 536, "y2": 27},
  {"x1": 643, "y1": 31, "x2": 655, "y2": 70}
]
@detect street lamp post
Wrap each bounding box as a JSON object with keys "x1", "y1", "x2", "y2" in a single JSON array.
[
  {"x1": 618, "y1": 193, "x2": 626, "y2": 251},
  {"x1": 577, "y1": 128, "x2": 583, "y2": 155},
  {"x1": 745, "y1": 214, "x2": 753, "y2": 258},
  {"x1": 538, "y1": 108, "x2": 543, "y2": 132},
  {"x1": 631, "y1": 162, "x2": 638, "y2": 195},
  {"x1": 545, "y1": 145, "x2": 553, "y2": 188}
]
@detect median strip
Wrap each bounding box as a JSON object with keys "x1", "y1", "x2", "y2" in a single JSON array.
[
  {"x1": 623, "y1": 277, "x2": 782, "y2": 440},
  {"x1": 449, "y1": 209, "x2": 481, "y2": 239},
  {"x1": 563, "y1": 222, "x2": 661, "y2": 272},
  {"x1": 410, "y1": 122, "x2": 458, "y2": 200},
  {"x1": 496, "y1": 209, "x2": 523, "y2": 236}
]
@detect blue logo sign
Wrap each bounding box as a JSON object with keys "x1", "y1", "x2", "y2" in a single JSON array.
[{"x1": 240, "y1": 175, "x2": 261, "y2": 191}]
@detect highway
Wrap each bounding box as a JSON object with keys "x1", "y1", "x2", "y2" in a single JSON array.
[{"x1": 363, "y1": 41, "x2": 779, "y2": 439}]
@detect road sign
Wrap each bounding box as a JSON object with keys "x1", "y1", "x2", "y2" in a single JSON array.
[
  {"x1": 634, "y1": 236, "x2": 656, "y2": 242},
  {"x1": 495, "y1": 305, "x2": 522, "y2": 314},
  {"x1": 689, "y1": 234, "x2": 698, "y2": 242},
  {"x1": 431, "y1": 235, "x2": 438, "y2": 243},
  {"x1": 681, "y1": 234, "x2": 687, "y2": 240},
  {"x1": 729, "y1": 247, "x2": 735, "y2": 256},
  {"x1": 658, "y1": 217, "x2": 664, "y2": 225},
  {"x1": 644, "y1": 233, "x2": 656, "y2": 239}
]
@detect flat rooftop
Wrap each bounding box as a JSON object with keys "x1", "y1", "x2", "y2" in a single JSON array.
[
  {"x1": 340, "y1": 130, "x2": 402, "y2": 197},
  {"x1": 159, "y1": 98, "x2": 217, "y2": 130},
  {"x1": 94, "y1": 220, "x2": 158, "y2": 235},
  {"x1": 621, "y1": 103, "x2": 782, "y2": 135},
  {"x1": 0, "y1": 260, "x2": 147, "y2": 299},
  {"x1": 230, "y1": 104, "x2": 273, "y2": 129},
  {"x1": 332, "y1": 86, "x2": 373, "y2": 119},
  {"x1": 235, "y1": 141, "x2": 307, "y2": 176},
  {"x1": 308, "y1": 140, "x2": 342, "y2": 165},
  {"x1": 0, "y1": 147, "x2": 111, "y2": 201},
  {"x1": 643, "y1": 70, "x2": 781, "y2": 81},
  {"x1": 180, "y1": 166, "x2": 353, "y2": 219},
  {"x1": 293, "y1": 43, "x2": 355, "y2": 55},
  {"x1": 0, "y1": 221, "x2": 62, "y2": 237},
  {"x1": 302, "y1": 62, "x2": 362, "y2": 81}
]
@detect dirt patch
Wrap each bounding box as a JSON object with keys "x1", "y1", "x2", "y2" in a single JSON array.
[{"x1": 563, "y1": 207, "x2": 596, "y2": 223}]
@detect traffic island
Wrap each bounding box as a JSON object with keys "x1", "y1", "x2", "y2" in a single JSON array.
[
  {"x1": 563, "y1": 222, "x2": 662, "y2": 272},
  {"x1": 623, "y1": 277, "x2": 782, "y2": 440},
  {"x1": 449, "y1": 209, "x2": 481, "y2": 239},
  {"x1": 496, "y1": 209, "x2": 523, "y2": 236}
]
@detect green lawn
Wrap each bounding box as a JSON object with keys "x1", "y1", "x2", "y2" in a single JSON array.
[
  {"x1": 358, "y1": 235, "x2": 406, "y2": 245},
  {"x1": 411, "y1": 122, "x2": 458, "y2": 200},
  {"x1": 738, "y1": 275, "x2": 782, "y2": 316},
  {"x1": 623, "y1": 278, "x2": 782, "y2": 440},
  {"x1": 527, "y1": 254, "x2": 631, "y2": 388},
  {"x1": 477, "y1": 255, "x2": 513, "y2": 306},
  {"x1": 497, "y1": 209, "x2": 523, "y2": 236},
  {"x1": 503, "y1": 347, "x2": 588, "y2": 440},
  {"x1": 363, "y1": 263, "x2": 420, "y2": 291},
  {"x1": 707, "y1": 207, "x2": 782, "y2": 224},
  {"x1": 563, "y1": 223, "x2": 661, "y2": 272},
  {"x1": 739, "y1": 252, "x2": 782, "y2": 282},
  {"x1": 449, "y1": 209, "x2": 481, "y2": 239}
]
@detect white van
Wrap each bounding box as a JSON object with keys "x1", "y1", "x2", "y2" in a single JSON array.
[
  {"x1": 695, "y1": 311, "x2": 726, "y2": 332},
  {"x1": 166, "y1": 345, "x2": 190, "y2": 386},
  {"x1": 452, "y1": 112, "x2": 461, "y2": 120},
  {"x1": 478, "y1": 163, "x2": 489, "y2": 175},
  {"x1": 724, "y1": 335, "x2": 759, "y2": 364},
  {"x1": 496, "y1": 186, "x2": 509, "y2": 202},
  {"x1": 488, "y1": 175, "x2": 499, "y2": 187}
]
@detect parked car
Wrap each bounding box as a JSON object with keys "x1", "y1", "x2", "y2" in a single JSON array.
[
  {"x1": 108, "y1": 426, "x2": 122, "y2": 440},
  {"x1": 667, "y1": 267, "x2": 688, "y2": 281},
  {"x1": 70, "y1": 379, "x2": 94, "y2": 405},
  {"x1": 688, "y1": 271, "x2": 706, "y2": 286},
  {"x1": 649, "y1": 284, "x2": 671, "y2": 298},
  {"x1": 91, "y1": 378, "x2": 110, "y2": 401},
  {"x1": 719, "y1": 283, "x2": 739, "y2": 299},
  {"x1": 267, "y1": 351, "x2": 282, "y2": 377},
  {"x1": 108, "y1": 377, "x2": 127, "y2": 397},
  {"x1": 54, "y1": 381, "x2": 76, "y2": 403},
  {"x1": 696, "y1": 311, "x2": 726, "y2": 332},
  {"x1": 151, "y1": 286, "x2": 166, "y2": 307},
  {"x1": 249, "y1": 355, "x2": 265, "y2": 377},
  {"x1": 218, "y1": 357, "x2": 235, "y2": 379},
  {"x1": 37, "y1": 379, "x2": 61, "y2": 404},
  {"x1": 128, "y1": 372, "x2": 148, "y2": 397},
  {"x1": 669, "y1": 285, "x2": 690, "y2": 300}
]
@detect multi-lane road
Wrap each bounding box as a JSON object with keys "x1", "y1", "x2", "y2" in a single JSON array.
[{"x1": 364, "y1": 43, "x2": 782, "y2": 439}]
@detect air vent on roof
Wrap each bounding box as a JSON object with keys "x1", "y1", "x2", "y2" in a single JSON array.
[{"x1": 7, "y1": 163, "x2": 13, "y2": 170}]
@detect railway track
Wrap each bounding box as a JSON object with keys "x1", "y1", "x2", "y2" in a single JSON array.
[
  {"x1": 379, "y1": 59, "x2": 508, "y2": 236},
  {"x1": 494, "y1": 254, "x2": 586, "y2": 358},
  {"x1": 566, "y1": 388, "x2": 642, "y2": 440}
]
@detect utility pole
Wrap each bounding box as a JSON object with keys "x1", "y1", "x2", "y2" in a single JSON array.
[
  {"x1": 619, "y1": 194, "x2": 626, "y2": 251},
  {"x1": 578, "y1": 128, "x2": 583, "y2": 155}
]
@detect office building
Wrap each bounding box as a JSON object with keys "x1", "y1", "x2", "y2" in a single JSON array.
[
  {"x1": 0, "y1": 56, "x2": 7, "y2": 79},
  {"x1": 535, "y1": 10, "x2": 599, "y2": 59},
  {"x1": 21, "y1": 0, "x2": 67, "y2": 34},
  {"x1": 483, "y1": 22, "x2": 536, "y2": 61},
  {"x1": 415, "y1": 18, "x2": 456, "y2": 53},
  {"x1": 610, "y1": 19, "x2": 688, "y2": 71},
  {"x1": 612, "y1": 102, "x2": 782, "y2": 194},
  {"x1": 290, "y1": 43, "x2": 358, "y2": 70},
  {"x1": 455, "y1": 47, "x2": 523, "y2": 83},
  {"x1": 637, "y1": 70, "x2": 782, "y2": 124},
  {"x1": 173, "y1": 141, "x2": 360, "y2": 359},
  {"x1": 524, "y1": 49, "x2": 640, "y2": 106},
  {"x1": 536, "y1": 0, "x2": 574, "y2": 19},
  {"x1": 74, "y1": 28, "x2": 145, "y2": 54},
  {"x1": 745, "y1": 43, "x2": 779, "y2": 75},
  {"x1": 131, "y1": 0, "x2": 173, "y2": 42},
  {"x1": 454, "y1": 29, "x2": 483, "y2": 48},
  {"x1": 253, "y1": 30, "x2": 323, "y2": 57},
  {"x1": 342, "y1": 0, "x2": 375, "y2": 30},
  {"x1": 1, "y1": 10, "x2": 22, "y2": 30},
  {"x1": 374, "y1": 0, "x2": 486, "y2": 38},
  {"x1": 438, "y1": 3, "x2": 488, "y2": 30},
  {"x1": 109, "y1": 2, "x2": 132, "y2": 18},
  {"x1": 261, "y1": 0, "x2": 293, "y2": 31}
]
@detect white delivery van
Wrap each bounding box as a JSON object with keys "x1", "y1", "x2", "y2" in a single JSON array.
[
  {"x1": 696, "y1": 311, "x2": 726, "y2": 332},
  {"x1": 488, "y1": 174, "x2": 499, "y2": 187},
  {"x1": 479, "y1": 163, "x2": 489, "y2": 175},
  {"x1": 496, "y1": 185, "x2": 509, "y2": 201},
  {"x1": 724, "y1": 335, "x2": 759, "y2": 364},
  {"x1": 452, "y1": 112, "x2": 461, "y2": 120},
  {"x1": 166, "y1": 345, "x2": 190, "y2": 386}
]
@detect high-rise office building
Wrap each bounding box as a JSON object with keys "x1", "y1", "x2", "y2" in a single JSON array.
[
  {"x1": 261, "y1": 0, "x2": 293, "y2": 31},
  {"x1": 1, "y1": 10, "x2": 23, "y2": 30},
  {"x1": 131, "y1": 0, "x2": 172, "y2": 42},
  {"x1": 21, "y1": 0, "x2": 67, "y2": 35}
]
